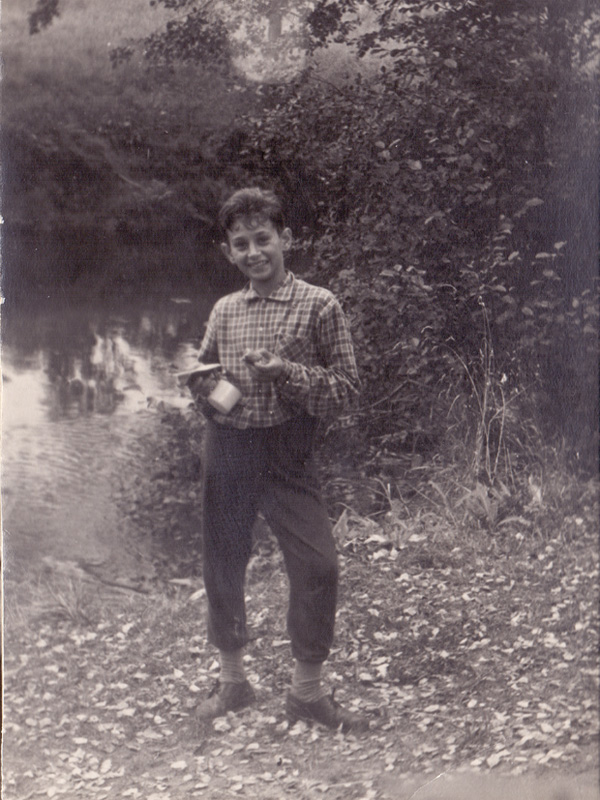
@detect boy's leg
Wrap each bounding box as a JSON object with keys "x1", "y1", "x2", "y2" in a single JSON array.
[
  {"x1": 198, "y1": 421, "x2": 260, "y2": 717},
  {"x1": 261, "y1": 416, "x2": 338, "y2": 663},
  {"x1": 263, "y1": 485, "x2": 338, "y2": 664},
  {"x1": 261, "y1": 418, "x2": 368, "y2": 732}
]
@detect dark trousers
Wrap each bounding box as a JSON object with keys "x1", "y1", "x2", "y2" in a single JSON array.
[{"x1": 202, "y1": 416, "x2": 338, "y2": 663}]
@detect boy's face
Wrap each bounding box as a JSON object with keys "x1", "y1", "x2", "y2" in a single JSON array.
[{"x1": 221, "y1": 215, "x2": 291, "y2": 295}]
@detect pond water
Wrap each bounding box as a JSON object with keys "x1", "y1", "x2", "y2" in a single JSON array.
[{"x1": 2, "y1": 287, "x2": 219, "y2": 585}]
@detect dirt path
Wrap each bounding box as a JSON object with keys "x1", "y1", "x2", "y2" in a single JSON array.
[{"x1": 3, "y1": 513, "x2": 598, "y2": 800}]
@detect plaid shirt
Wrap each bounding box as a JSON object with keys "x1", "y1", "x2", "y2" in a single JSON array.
[{"x1": 197, "y1": 272, "x2": 360, "y2": 428}]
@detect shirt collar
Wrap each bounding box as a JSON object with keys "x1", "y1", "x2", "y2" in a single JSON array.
[{"x1": 242, "y1": 271, "x2": 295, "y2": 303}]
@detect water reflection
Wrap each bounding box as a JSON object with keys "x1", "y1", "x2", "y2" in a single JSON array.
[
  {"x1": 46, "y1": 324, "x2": 138, "y2": 416},
  {"x1": 2, "y1": 289, "x2": 218, "y2": 576},
  {"x1": 3, "y1": 291, "x2": 218, "y2": 418}
]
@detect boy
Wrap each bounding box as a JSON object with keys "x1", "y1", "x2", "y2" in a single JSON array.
[{"x1": 193, "y1": 187, "x2": 367, "y2": 732}]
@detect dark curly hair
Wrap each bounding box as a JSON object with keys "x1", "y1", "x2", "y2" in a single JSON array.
[{"x1": 218, "y1": 187, "x2": 285, "y2": 233}]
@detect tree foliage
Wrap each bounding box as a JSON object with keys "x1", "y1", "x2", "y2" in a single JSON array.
[
  {"x1": 30, "y1": 0, "x2": 313, "y2": 79},
  {"x1": 221, "y1": 0, "x2": 599, "y2": 470},
  {"x1": 24, "y1": 0, "x2": 599, "y2": 471},
  {"x1": 28, "y1": 0, "x2": 60, "y2": 34}
]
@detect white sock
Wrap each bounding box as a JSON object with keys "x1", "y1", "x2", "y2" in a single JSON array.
[
  {"x1": 219, "y1": 648, "x2": 246, "y2": 684},
  {"x1": 291, "y1": 660, "x2": 326, "y2": 703}
]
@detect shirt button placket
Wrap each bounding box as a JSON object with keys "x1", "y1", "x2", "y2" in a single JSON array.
[{"x1": 259, "y1": 299, "x2": 266, "y2": 345}]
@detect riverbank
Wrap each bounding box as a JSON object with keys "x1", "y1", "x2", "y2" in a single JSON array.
[{"x1": 3, "y1": 454, "x2": 598, "y2": 799}]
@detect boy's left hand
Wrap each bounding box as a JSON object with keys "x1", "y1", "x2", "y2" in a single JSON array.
[{"x1": 243, "y1": 349, "x2": 284, "y2": 381}]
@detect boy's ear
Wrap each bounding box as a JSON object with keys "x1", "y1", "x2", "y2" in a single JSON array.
[
  {"x1": 220, "y1": 241, "x2": 234, "y2": 263},
  {"x1": 281, "y1": 227, "x2": 292, "y2": 250}
]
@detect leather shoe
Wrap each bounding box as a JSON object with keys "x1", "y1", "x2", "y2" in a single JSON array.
[
  {"x1": 286, "y1": 691, "x2": 369, "y2": 733},
  {"x1": 195, "y1": 680, "x2": 255, "y2": 720}
]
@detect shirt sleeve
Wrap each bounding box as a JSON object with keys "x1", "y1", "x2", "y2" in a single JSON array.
[
  {"x1": 197, "y1": 307, "x2": 219, "y2": 364},
  {"x1": 275, "y1": 297, "x2": 360, "y2": 417}
]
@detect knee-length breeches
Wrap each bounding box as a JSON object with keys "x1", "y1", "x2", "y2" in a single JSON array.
[{"x1": 201, "y1": 416, "x2": 338, "y2": 663}]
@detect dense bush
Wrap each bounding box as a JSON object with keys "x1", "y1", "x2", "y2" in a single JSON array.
[{"x1": 223, "y1": 0, "x2": 600, "y2": 475}]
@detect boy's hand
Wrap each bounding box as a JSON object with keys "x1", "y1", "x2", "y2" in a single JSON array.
[
  {"x1": 188, "y1": 373, "x2": 219, "y2": 400},
  {"x1": 243, "y1": 349, "x2": 284, "y2": 381}
]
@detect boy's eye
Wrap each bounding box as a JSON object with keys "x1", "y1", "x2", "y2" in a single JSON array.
[{"x1": 232, "y1": 236, "x2": 270, "y2": 249}]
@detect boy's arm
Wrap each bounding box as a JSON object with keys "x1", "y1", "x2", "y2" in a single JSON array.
[
  {"x1": 197, "y1": 308, "x2": 219, "y2": 365},
  {"x1": 274, "y1": 298, "x2": 360, "y2": 418}
]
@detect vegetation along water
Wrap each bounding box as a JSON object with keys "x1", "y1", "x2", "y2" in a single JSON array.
[{"x1": 2, "y1": 1, "x2": 598, "y2": 798}]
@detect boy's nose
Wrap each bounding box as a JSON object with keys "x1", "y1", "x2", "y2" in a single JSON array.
[{"x1": 248, "y1": 240, "x2": 260, "y2": 257}]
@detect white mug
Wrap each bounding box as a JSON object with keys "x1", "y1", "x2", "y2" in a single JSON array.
[{"x1": 207, "y1": 379, "x2": 242, "y2": 414}]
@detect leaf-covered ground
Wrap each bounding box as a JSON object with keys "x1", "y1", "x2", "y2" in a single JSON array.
[{"x1": 4, "y1": 498, "x2": 599, "y2": 800}]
